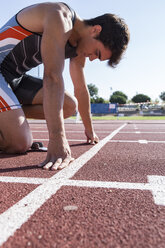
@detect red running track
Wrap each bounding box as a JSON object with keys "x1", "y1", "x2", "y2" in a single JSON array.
[{"x1": 0, "y1": 120, "x2": 165, "y2": 248}]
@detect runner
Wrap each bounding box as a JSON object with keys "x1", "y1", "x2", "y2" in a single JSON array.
[{"x1": 0, "y1": 2, "x2": 130, "y2": 170}]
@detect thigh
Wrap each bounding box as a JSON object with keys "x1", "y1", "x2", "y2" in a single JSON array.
[
  {"x1": 32, "y1": 87, "x2": 77, "y2": 108},
  {"x1": 14, "y1": 74, "x2": 43, "y2": 105},
  {"x1": 16, "y1": 74, "x2": 76, "y2": 109},
  {"x1": 63, "y1": 91, "x2": 77, "y2": 112},
  {"x1": 31, "y1": 88, "x2": 77, "y2": 119}
]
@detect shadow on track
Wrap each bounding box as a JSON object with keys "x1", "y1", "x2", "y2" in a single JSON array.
[
  {"x1": 0, "y1": 165, "x2": 39, "y2": 173},
  {"x1": 70, "y1": 142, "x2": 92, "y2": 147}
]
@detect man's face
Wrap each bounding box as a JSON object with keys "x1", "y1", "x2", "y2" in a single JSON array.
[{"x1": 76, "y1": 34, "x2": 112, "y2": 62}]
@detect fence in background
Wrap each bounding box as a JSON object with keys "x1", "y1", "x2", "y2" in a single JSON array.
[{"x1": 91, "y1": 103, "x2": 117, "y2": 114}]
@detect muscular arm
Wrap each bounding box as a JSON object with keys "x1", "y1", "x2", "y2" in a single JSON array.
[
  {"x1": 70, "y1": 56, "x2": 99, "y2": 144},
  {"x1": 40, "y1": 6, "x2": 74, "y2": 169},
  {"x1": 42, "y1": 22, "x2": 65, "y2": 139},
  {"x1": 70, "y1": 56, "x2": 92, "y2": 130}
]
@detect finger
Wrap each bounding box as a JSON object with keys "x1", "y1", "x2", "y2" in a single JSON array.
[
  {"x1": 90, "y1": 135, "x2": 99, "y2": 144},
  {"x1": 51, "y1": 158, "x2": 63, "y2": 171},
  {"x1": 94, "y1": 137, "x2": 99, "y2": 143},
  {"x1": 43, "y1": 161, "x2": 54, "y2": 170},
  {"x1": 58, "y1": 157, "x2": 75, "y2": 170},
  {"x1": 90, "y1": 137, "x2": 95, "y2": 145}
]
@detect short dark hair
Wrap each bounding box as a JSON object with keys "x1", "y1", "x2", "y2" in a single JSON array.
[{"x1": 84, "y1": 14, "x2": 130, "y2": 67}]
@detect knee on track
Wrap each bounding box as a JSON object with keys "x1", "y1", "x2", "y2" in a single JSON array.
[{"x1": 2, "y1": 133, "x2": 33, "y2": 154}]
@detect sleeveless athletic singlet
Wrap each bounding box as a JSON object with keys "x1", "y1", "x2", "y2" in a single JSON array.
[{"x1": 0, "y1": 3, "x2": 77, "y2": 112}]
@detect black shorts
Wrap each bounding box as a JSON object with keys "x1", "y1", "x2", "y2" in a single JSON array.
[{"x1": 14, "y1": 74, "x2": 43, "y2": 105}]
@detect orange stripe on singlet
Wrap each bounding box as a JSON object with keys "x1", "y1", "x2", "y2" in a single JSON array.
[
  {"x1": 0, "y1": 26, "x2": 32, "y2": 41},
  {"x1": 0, "y1": 96, "x2": 11, "y2": 111}
]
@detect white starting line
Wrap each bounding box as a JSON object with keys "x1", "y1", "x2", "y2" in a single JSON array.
[
  {"x1": 0, "y1": 123, "x2": 126, "y2": 246},
  {"x1": 0, "y1": 176, "x2": 165, "y2": 207}
]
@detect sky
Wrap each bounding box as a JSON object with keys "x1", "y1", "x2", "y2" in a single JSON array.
[{"x1": 1, "y1": 0, "x2": 165, "y2": 102}]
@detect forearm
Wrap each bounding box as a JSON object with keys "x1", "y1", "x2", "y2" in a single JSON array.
[
  {"x1": 75, "y1": 89, "x2": 93, "y2": 132},
  {"x1": 70, "y1": 58, "x2": 93, "y2": 132},
  {"x1": 43, "y1": 75, "x2": 66, "y2": 139}
]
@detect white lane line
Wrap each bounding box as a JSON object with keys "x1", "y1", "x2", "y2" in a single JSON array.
[
  {"x1": 148, "y1": 176, "x2": 165, "y2": 206},
  {"x1": 1, "y1": 176, "x2": 165, "y2": 206},
  {"x1": 0, "y1": 123, "x2": 127, "y2": 246},
  {"x1": 32, "y1": 130, "x2": 165, "y2": 134},
  {"x1": 0, "y1": 177, "x2": 46, "y2": 185},
  {"x1": 120, "y1": 131, "x2": 165, "y2": 134},
  {"x1": 33, "y1": 139, "x2": 87, "y2": 142},
  {"x1": 138, "y1": 140, "x2": 148, "y2": 144},
  {"x1": 32, "y1": 130, "x2": 114, "y2": 133},
  {"x1": 66, "y1": 177, "x2": 165, "y2": 206},
  {"x1": 109, "y1": 140, "x2": 165, "y2": 144},
  {"x1": 0, "y1": 177, "x2": 151, "y2": 190},
  {"x1": 148, "y1": 141, "x2": 165, "y2": 143},
  {"x1": 65, "y1": 179, "x2": 151, "y2": 190},
  {"x1": 33, "y1": 139, "x2": 165, "y2": 144},
  {"x1": 109, "y1": 140, "x2": 138, "y2": 143}
]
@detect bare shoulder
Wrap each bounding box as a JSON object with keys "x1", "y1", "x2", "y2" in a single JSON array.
[{"x1": 17, "y1": 2, "x2": 73, "y2": 34}]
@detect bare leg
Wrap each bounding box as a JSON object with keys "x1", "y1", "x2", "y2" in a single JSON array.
[
  {"x1": 23, "y1": 88, "x2": 77, "y2": 119},
  {"x1": 0, "y1": 108, "x2": 33, "y2": 153}
]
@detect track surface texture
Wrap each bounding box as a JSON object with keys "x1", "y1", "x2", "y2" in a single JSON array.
[{"x1": 0, "y1": 119, "x2": 165, "y2": 248}]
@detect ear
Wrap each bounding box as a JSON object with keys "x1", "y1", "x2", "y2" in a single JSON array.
[{"x1": 91, "y1": 25, "x2": 102, "y2": 37}]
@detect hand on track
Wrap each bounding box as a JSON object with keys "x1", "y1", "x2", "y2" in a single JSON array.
[
  {"x1": 38, "y1": 139, "x2": 74, "y2": 170},
  {"x1": 85, "y1": 129, "x2": 99, "y2": 145}
]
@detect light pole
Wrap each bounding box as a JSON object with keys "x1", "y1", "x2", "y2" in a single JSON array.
[{"x1": 110, "y1": 87, "x2": 113, "y2": 102}]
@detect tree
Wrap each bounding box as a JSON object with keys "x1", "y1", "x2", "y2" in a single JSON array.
[
  {"x1": 87, "y1": 84, "x2": 98, "y2": 98},
  {"x1": 110, "y1": 95, "x2": 126, "y2": 104},
  {"x1": 110, "y1": 91, "x2": 127, "y2": 104},
  {"x1": 87, "y1": 83, "x2": 106, "y2": 103},
  {"x1": 112, "y1": 91, "x2": 128, "y2": 100},
  {"x1": 132, "y1": 94, "x2": 151, "y2": 103},
  {"x1": 160, "y1": 92, "x2": 165, "y2": 101},
  {"x1": 94, "y1": 96, "x2": 105, "y2": 103}
]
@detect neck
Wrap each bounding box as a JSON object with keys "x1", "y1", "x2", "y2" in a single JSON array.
[{"x1": 69, "y1": 18, "x2": 89, "y2": 46}]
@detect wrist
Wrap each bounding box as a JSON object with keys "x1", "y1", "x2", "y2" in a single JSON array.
[
  {"x1": 84, "y1": 118, "x2": 93, "y2": 130},
  {"x1": 85, "y1": 126, "x2": 94, "y2": 134},
  {"x1": 49, "y1": 130, "x2": 66, "y2": 140}
]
